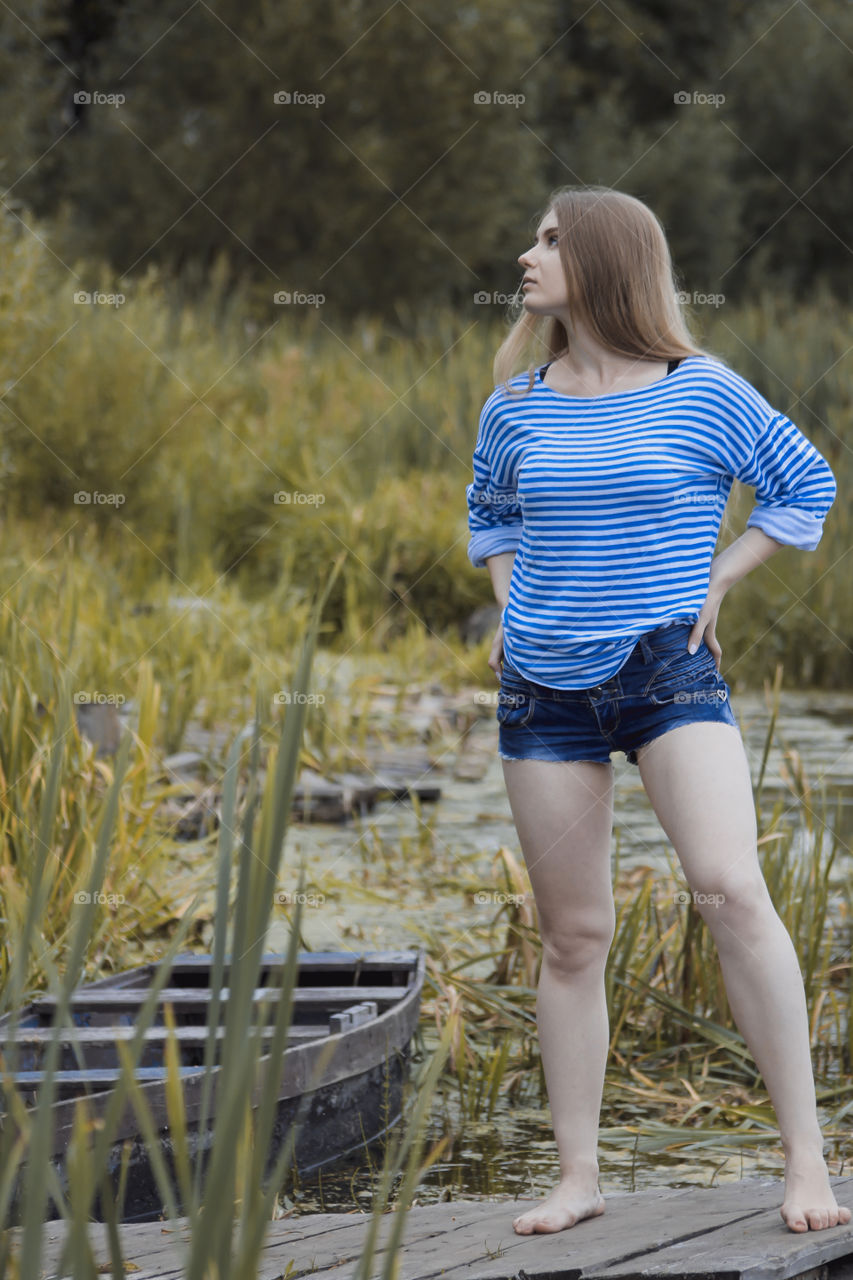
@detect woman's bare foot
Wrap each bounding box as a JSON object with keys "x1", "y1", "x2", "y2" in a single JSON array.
[
  {"x1": 780, "y1": 1148, "x2": 852, "y2": 1233},
  {"x1": 513, "y1": 1172, "x2": 605, "y2": 1234}
]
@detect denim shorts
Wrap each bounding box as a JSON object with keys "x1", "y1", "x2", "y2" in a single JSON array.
[{"x1": 497, "y1": 621, "x2": 739, "y2": 766}]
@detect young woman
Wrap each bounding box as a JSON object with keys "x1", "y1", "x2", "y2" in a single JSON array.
[{"x1": 466, "y1": 185, "x2": 849, "y2": 1237}]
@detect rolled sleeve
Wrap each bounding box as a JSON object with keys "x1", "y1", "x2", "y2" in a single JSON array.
[
  {"x1": 467, "y1": 525, "x2": 523, "y2": 569},
  {"x1": 466, "y1": 398, "x2": 524, "y2": 568},
  {"x1": 735, "y1": 412, "x2": 836, "y2": 552}
]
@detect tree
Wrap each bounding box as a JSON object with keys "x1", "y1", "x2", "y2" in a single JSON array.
[{"x1": 12, "y1": 0, "x2": 551, "y2": 319}]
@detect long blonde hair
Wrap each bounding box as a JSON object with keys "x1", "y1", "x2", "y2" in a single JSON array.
[{"x1": 494, "y1": 185, "x2": 715, "y2": 393}]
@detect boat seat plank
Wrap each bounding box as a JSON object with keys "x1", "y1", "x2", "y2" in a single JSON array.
[
  {"x1": 1, "y1": 1024, "x2": 328, "y2": 1047},
  {"x1": 176, "y1": 949, "x2": 421, "y2": 967},
  {"x1": 27, "y1": 985, "x2": 406, "y2": 1014},
  {"x1": 9, "y1": 1067, "x2": 221, "y2": 1085},
  {"x1": 76, "y1": 951, "x2": 422, "y2": 991}
]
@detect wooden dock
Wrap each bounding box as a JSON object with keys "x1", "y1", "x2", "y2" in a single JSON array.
[{"x1": 8, "y1": 1174, "x2": 853, "y2": 1279}]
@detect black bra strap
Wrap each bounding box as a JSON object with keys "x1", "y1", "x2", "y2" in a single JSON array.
[{"x1": 539, "y1": 356, "x2": 682, "y2": 381}]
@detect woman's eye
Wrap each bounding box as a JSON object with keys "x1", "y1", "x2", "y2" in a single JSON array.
[{"x1": 548, "y1": 234, "x2": 559, "y2": 246}]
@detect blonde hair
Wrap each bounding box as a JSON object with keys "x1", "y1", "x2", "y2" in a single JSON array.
[{"x1": 494, "y1": 185, "x2": 715, "y2": 393}]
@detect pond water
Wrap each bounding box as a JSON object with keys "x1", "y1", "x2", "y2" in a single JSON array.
[{"x1": 263, "y1": 677, "x2": 853, "y2": 1215}]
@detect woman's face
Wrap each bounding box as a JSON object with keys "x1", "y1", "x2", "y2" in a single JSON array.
[{"x1": 517, "y1": 209, "x2": 569, "y2": 314}]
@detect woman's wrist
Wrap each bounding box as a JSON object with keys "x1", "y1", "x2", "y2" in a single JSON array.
[{"x1": 710, "y1": 527, "x2": 783, "y2": 593}]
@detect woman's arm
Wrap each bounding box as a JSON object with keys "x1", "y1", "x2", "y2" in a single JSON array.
[
  {"x1": 483, "y1": 551, "x2": 516, "y2": 677},
  {"x1": 485, "y1": 550, "x2": 516, "y2": 607},
  {"x1": 466, "y1": 399, "x2": 523, "y2": 569},
  {"x1": 690, "y1": 371, "x2": 836, "y2": 663},
  {"x1": 688, "y1": 527, "x2": 783, "y2": 658},
  {"x1": 709, "y1": 526, "x2": 783, "y2": 594}
]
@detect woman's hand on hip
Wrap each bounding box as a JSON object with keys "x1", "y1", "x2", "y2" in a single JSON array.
[{"x1": 687, "y1": 581, "x2": 726, "y2": 671}]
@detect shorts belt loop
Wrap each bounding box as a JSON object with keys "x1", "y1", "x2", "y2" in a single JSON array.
[{"x1": 638, "y1": 632, "x2": 655, "y2": 664}]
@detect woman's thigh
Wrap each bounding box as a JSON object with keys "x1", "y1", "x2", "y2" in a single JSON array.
[
  {"x1": 501, "y1": 758, "x2": 616, "y2": 952},
  {"x1": 635, "y1": 720, "x2": 770, "y2": 909}
]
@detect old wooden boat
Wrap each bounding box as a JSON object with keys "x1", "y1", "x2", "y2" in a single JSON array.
[{"x1": 0, "y1": 947, "x2": 425, "y2": 1223}]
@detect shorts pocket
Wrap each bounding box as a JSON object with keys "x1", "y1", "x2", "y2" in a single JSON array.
[
  {"x1": 496, "y1": 685, "x2": 536, "y2": 727},
  {"x1": 643, "y1": 645, "x2": 719, "y2": 703}
]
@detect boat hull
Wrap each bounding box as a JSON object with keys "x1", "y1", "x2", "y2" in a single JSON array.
[{"x1": 0, "y1": 949, "x2": 425, "y2": 1223}]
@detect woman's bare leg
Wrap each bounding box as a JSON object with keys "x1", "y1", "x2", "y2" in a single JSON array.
[
  {"x1": 501, "y1": 756, "x2": 615, "y2": 1234},
  {"x1": 636, "y1": 720, "x2": 852, "y2": 1233}
]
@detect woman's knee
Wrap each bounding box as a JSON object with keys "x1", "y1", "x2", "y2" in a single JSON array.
[
  {"x1": 688, "y1": 871, "x2": 775, "y2": 934},
  {"x1": 539, "y1": 913, "x2": 616, "y2": 977}
]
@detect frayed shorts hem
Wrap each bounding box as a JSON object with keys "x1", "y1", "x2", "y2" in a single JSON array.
[
  {"x1": 497, "y1": 749, "x2": 611, "y2": 765},
  {"x1": 498, "y1": 713, "x2": 741, "y2": 768}
]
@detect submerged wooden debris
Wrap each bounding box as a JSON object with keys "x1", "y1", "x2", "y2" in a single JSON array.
[{"x1": 126, "y1": 680, "x2": 499, "y2": 832}]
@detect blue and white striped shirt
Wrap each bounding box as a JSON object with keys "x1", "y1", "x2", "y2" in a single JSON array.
[{"x1": 466, "y1": 355, "x2": 836, "y2": 689}]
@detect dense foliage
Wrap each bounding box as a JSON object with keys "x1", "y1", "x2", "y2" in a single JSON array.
[{"x1": 1, "y1": 1, "x2": 850, "y2": 319}]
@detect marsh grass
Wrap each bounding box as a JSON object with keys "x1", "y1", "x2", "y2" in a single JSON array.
[
  {"x1": 0, "y1": 205, "x2": 849, "y2": 685},
  {"x1": 0, "y1": 562, "x2": 455, "y2": 1279}
]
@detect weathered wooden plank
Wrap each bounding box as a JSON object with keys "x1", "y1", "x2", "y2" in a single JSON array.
[
  {"x1": 0, "y1": 1023, "x2": 326, "y2": 1047},
  {"x1": 5, "y1": 1201, "x2": 523, "y2": 1280},
  {"x1": 0, "y1": 1194, "x2": 630, "y2": 1279},
  {"x1": 11, "y1": 1066, "x2": 210, "y2": 1085},
  {"x1": 349, "y1": 1188, "x2": 764, "y2": 1280},
  {"x1": 52, "y1": 950, "x2": 421, "y2": 993},
  {"x1": 152, "y1": 1184, "x2": 755, "y2": 1277},
  {"x1": 28, "y1": 984, "x2": 409, "y2": 1014},
  {"x1": 6, "y1": 1203, "x2": 475, "y2": 1280},
  {"x1": 7, "y1": 1179, "x2": 853, "y2": 1280},
  {"x1": 254, "y1": 1179, "x2": 853, "y2": 1280},
  {"x1": 585, "y1": 1179, "x2": 853, "y2": 1280}
]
